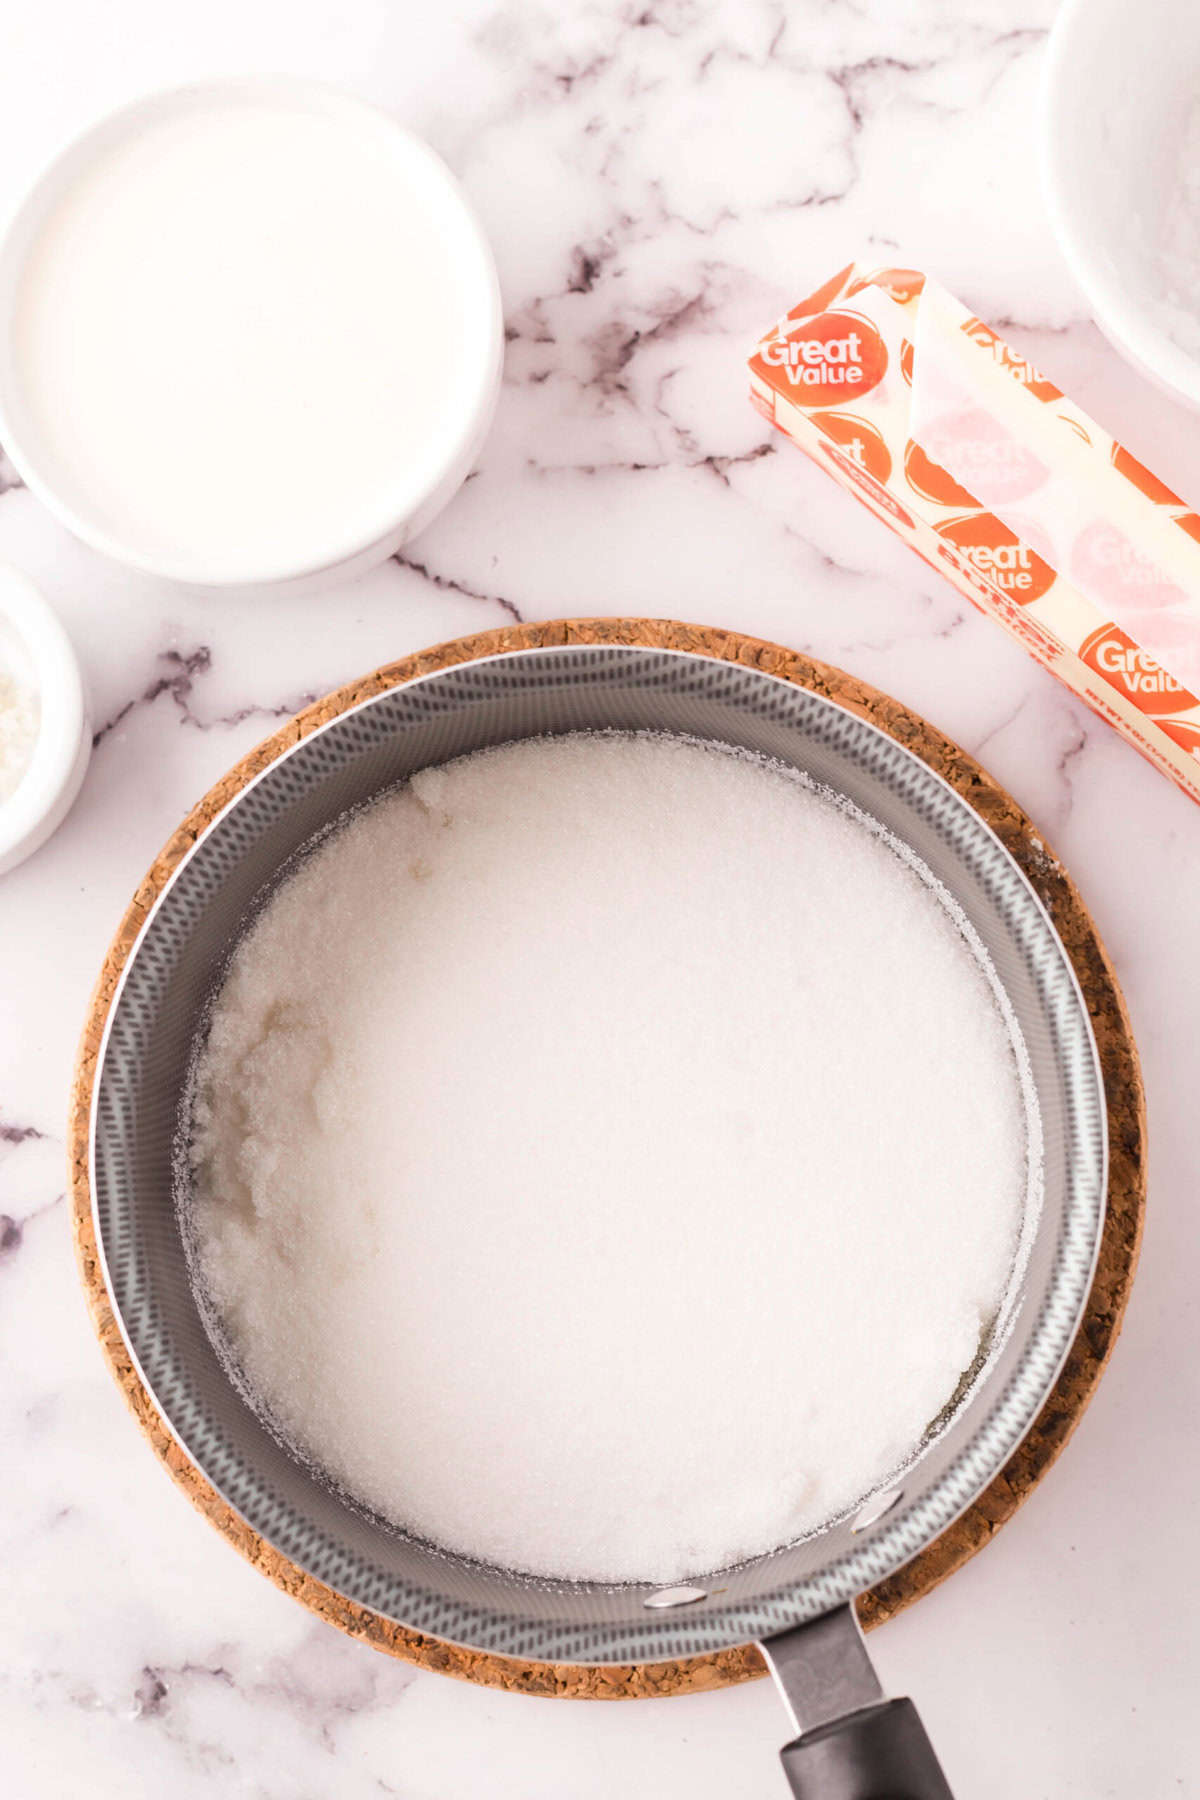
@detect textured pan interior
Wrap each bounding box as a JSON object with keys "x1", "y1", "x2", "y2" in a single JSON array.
[{"x1": 90, "y1": 645, "x2": 1106, "y2": 1663}]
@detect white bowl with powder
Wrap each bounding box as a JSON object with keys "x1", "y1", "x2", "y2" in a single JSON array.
[
  {"x1": 0, "y1": 79, "x2": 502, "y2": 589},
  {"x1": 0, "y1": 563, "x2": 90, "y2": 875},
  {"x1": 1043, "y1": 0, "x2": 1200, "y2": 409}
]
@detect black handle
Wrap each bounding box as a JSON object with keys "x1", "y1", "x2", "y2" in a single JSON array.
[{"x1": 779, "y1": 1697, "x2": 954, "y2": 1800}]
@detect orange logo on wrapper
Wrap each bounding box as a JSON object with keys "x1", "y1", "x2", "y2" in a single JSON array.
[
  {"x1": 1111, "y1": 443, "x2": 1185, "y2": 507},
  {"x1": 914, "y1": 410, "x2": 1048, "y2": 506},
  {"x1": 935, "y1": 514, "x2": 1056, "y2": 604},
  {"x1": 787, "y1": 264, "x2": 856, "y2": 322},
  {"x1": 846, "y1": 267, "x2": 926, "y2": 306},
  {"x1": 1160, "y1": 716, "x2": 1200, "y2": 758},
  {"x1": 816, "y1": 436, "x2": 914, "y2": 528},
  {"x1": 904, "y1": 440, "x2": 978, "y2": 509},
  {"x1": 1058, "y1": 414, "x2": 1091, "y2": 446},
  {"x1": 814, "y1": 412, "x2": 892, "y2": 484},
  {"x1": 1079, "y1": 624, "x2": 1198, "y2": 718},
  {"x1": 754, "y1": 311, "x2": 888, "y2": 408},
  {"x1": 960, "y1": 319, "x2": 1062, "y2": 403},
  {"x1": 1070, "y1": 521, "x2": 1183, "y2": 614}
]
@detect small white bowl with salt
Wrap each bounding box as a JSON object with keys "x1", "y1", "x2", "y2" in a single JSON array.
[
  {"x1": 0, "y1": 563, "x2": 90, "y2": 874},
  {"x1": 1043, "y1": 0, "x2": 1200, "y2": 408}
]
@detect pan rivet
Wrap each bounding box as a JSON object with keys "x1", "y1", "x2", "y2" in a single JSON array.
[
  {"x1": 851, "y1": 1487, "x2": 903, "y2": 1532},
  {"x1": 644, "y1": 1585, "x2": 707, "y2": 1608}
]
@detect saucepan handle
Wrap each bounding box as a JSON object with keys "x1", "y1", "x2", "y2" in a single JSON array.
[
  {"x1": 760, "y1": 1607, "x2": 955, "y2": 1800},
  {"x1": 778, "y1": 1697, "x2": 954, "y2": 1799}
]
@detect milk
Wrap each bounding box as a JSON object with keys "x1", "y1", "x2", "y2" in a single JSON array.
[{"x1": 6, "y1": 87, "x2": 495, "y2": 582}]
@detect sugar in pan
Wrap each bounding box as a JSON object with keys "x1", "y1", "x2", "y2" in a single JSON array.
[{"x1": 186, "y1": 733, "x2": 1038, "y2": 1584}]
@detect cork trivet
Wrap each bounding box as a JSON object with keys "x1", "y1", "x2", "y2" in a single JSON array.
[{"x1": 68, "y1": 618, "x2": 1146, "y2": 1701}]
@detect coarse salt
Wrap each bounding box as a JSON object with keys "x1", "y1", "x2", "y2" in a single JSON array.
[
  {"x1": 186, "y1": 733, "x2": 1036, "y2": 1583},
  {"x1": 0, "y1": 666, "x2": 39, "y2": 803}
]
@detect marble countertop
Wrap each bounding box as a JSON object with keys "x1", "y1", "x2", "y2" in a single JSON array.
[{"x1": 2, "y1": 2, "x2": 1199, "y2": 1795}]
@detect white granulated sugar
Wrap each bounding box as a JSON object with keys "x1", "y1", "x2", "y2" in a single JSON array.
[{"x1": 188, "y1": 734, "x2": 1034, "y2": 1583}]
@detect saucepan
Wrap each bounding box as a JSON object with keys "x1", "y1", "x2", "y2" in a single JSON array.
[{"x1": 85, "y1": 634, "x2": 1107, "y2": 1798}]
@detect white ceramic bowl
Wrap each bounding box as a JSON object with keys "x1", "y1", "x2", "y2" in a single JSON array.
[
  {"x1": 0, "y1": 565, "x2": 90, "y2": 874},
  {"x1": 1042, "y1": 0, "x2": 1200, "y2": 409},
  {"x1": 0, "y1": 79, "x2": 503, "y2": 591}
]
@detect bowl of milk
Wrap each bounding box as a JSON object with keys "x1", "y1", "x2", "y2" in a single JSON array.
[{"x1": 0, "y1": 79, "x2": 503, "y2": 588}]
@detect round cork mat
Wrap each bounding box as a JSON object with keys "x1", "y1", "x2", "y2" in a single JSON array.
[{"x1": 69, "y1": 618, "x2": 1146, "y2": 1701}]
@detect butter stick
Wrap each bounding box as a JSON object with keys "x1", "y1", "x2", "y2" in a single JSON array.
[{"x1": 750, "y1": 262, "x2": 1200, "y2": 806}]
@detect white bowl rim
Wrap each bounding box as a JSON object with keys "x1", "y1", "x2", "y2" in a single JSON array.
[
  {"x1": 1040, "y1": 0, "x2": 1200, "y2": 411},
  {"x1": 0, "y1": 563, "x2": 89, "y2": 870},
  {"x1": 0, "y1": 76, "x2": 504, "y2": 589}
]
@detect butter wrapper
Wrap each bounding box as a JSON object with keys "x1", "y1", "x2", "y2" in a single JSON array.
[{"x1": 749, "y1": 262, "x2": 1200, "y2": 805}]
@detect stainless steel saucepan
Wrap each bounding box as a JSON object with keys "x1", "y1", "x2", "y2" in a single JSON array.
[{"x1": 88, "y1": 641, "x2": 1107, "y2": 1799}]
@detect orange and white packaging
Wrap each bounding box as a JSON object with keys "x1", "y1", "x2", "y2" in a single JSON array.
[{"x1": 749, "y1": 262, "x2": 1200, "y2": 805}]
